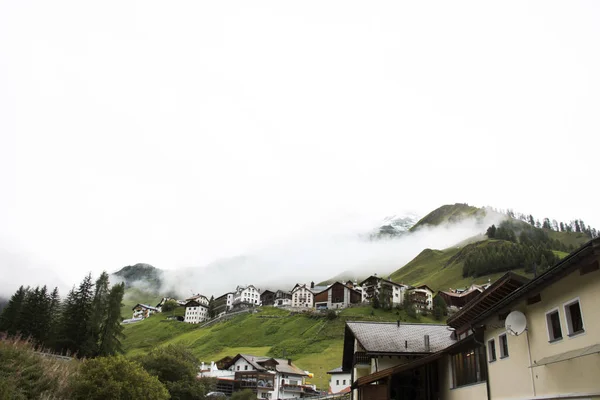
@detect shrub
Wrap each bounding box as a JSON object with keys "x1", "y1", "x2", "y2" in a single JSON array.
[
  {"x1": 326, "y1": 310, "x2": 337, "y2": 320},
  {"x1": 70, "y1": 355, "x2": 169, "y2": 400}
]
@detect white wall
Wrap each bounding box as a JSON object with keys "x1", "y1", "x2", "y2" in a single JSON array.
[
  {"x1": 184, "y1": 304, "x2": 208, "y2": 323},
  {"x1": 329, "y1": 373, "x2": 351, "y2": 394}
]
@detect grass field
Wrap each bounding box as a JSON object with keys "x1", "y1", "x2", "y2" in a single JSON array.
[{"x1": 122, "y1": 305, "x2": 443, "y2": 389}]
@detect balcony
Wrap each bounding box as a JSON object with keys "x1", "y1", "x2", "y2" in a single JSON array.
[
  {"x1": 282, "y1": 384, "x2": 303, "y2": 393},
  {"x1": 353, "y1": 352, "x2": 370, "y2": 366}
]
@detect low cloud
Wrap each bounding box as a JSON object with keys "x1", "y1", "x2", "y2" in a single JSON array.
[{"x1": 158, "y1": 211, "x2": 505, "y2": 298}]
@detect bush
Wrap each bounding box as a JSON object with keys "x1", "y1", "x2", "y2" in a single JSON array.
[
  {"x1": 162, "y1": 299, "x2": 179, "y2": 313},
  {"x1": 70, "y1": 355, "x2": 169, "y2": 400},
  {"x1": 231, "y1": 389, "x2": 256, "y2": 400},
  {"x1": 326, "y1": 310, "x2": 337, "y2": 320}
]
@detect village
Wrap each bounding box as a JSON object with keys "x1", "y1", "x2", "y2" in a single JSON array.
[{"x1": 127, "y1": 238, "x2": 600, "y2": 399}]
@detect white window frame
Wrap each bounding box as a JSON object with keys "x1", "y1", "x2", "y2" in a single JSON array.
[
  {"x1": 545, "y1": 307, "x2": 563, "y2": 342},
  {"x1": 563, "y1": 297, "x2": 585, "y2": 337},
  {"x1": 498, "y1": 333, "x2": 509, "y2": 359},
  {"x1": 487, "y1": 338, "x2": 497, "y2": 362}
]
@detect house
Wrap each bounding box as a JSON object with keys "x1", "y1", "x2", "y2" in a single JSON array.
[
  {"x1": 184, "y1": 299, "x2": 209, "y2": 324},
  {"x1": 327, "y1": 367, "x2": 351, "y2": 394},
  {"x1": 155, "y1": 297, "x2": 186, "y2": 312},
  {"x1": 313, "y1": 282, "x2": 362, "y2": 310},
  {"x1": 347, "y1": 238, "x2": 600, "y2": 400},
  {"x1": 231, "y1": 285, "x2": 261, "y2": 309},
  {"x1": 199, "y1": 353, "x2": 318, "y2": 399},
  {"x1": 132, "y1": 304, "x2": 159, "y2": 319},
  {"x1": 260, "y1": 290, "x2": 275, "y2": 306},
  {"x1": 359, "y1": 275, "x2": 410, "y2": 307},
  {"x1": 214, "y1": 292, "x2": 234, "y2": 316},
  {"x1": 291, "y1": 282, "x2": 328, "y2": 308},
  {"x1": 186, "y1": 293, "x2": 210, "y2": 307},
  {"x1": 407, "y1": 284, "x2": 434, "y2": 312},
  {"x1": 273, "y1": 290, "x2": 292, "y2": 307}
]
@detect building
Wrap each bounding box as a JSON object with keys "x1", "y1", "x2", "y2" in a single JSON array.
[
  {"x1": 313, "y1": 282, "x2": 362, "y2": 310},
  {"x1": 155, "y1": 297, "x2": 186, "y2": 312},
  {"x1": 343, "y1": 320, "x2": 457, "y2": 399},
  {"x1": 435, "y1": 283, "x2": 486, "y2": 311},
  {"x1": 186, "y1": 293, "x2": 210, "y2": 307},
  {"x1": 214, "y1": 292, "x2": 234, "y2": 316},
  {"x1": 273, "y1": 290, "x2": 292, "y2": 307},
  {"x1": 291, "y1": 283, "x2": 314, "y2": 307},
  {"x1": 347, "y1": 238, "x2": 600, "y2": 400},
  {"x1": 260, "y1": 290, "x2": 275, "y2": 306},
  {"x1": 132, "y1": 303, "x2": 159, "y2": 319},
  {"x1": 232, "y1": 285, "x2": 261, "y2": 309},
  {"x1": 407, "y1": 285, "x2": 434, "y2": 312},
  {"x1": 199, "y1": 353, "x2": 318, "y2": 399},
  {"x1": 359, "y1": 275, "x2": 410, "y2": 307},
  {"x1": 327, "y1": 367, "x2": 351, "y2": 394},
  {"x1": 184, "y1": 299, "x2": 209, "y2": 324}
]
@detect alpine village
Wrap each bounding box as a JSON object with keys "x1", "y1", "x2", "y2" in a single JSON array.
[{"x1": 2, "y1": 204, "x2": 600, "y2": 400}]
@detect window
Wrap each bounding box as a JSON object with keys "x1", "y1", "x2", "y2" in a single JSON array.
[
  {"x1": 343, "y1": 379, "x2": 346, "y2": 385},
  {"x1": 487, "y1": 339, "x2": 496, "y2": 362},
  {"x1": 499, "y1": 334, "x2": 509, "y2": 358},
  {"x1": 564, "y1": 299, "x2": 585, "y2": 336},
  {"x1": 451, "y1": 346, "x2": 487, "y2": 388},
  {"x1": 546, "y1": 309, "x2": 563, "y2": 341},
  {"x1": 336, "y1": 380, "x2": 339, "y2": 385},
  {"x1": 244, "y1": 365, "x2": 248, "y2": 370},
  {"x1": 237, "y1": 366, "x2": 240, "y2": 371}
]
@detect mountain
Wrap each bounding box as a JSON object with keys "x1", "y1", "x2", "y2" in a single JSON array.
[
  {"x1": 375, "y1": 214, "x2": 419, "y2": 237},
  {"x1": 409, "y1": 203, "x2": 487, "y2": 231},
  {"x1": 112, "y1": 263, "x2": 163, "y2": 290}
]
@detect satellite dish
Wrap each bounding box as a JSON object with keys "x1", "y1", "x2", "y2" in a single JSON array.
[{"x1": 505, "y1": 311, "x2": 527, "y2": 336}]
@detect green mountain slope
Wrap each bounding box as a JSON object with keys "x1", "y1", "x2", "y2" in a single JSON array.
[
  {"x1": 410, "y1": 203, "x2": 484, "y2": 231},
  {"x1": 122, "y1": 306, "x2": 441, "y2": 389}
]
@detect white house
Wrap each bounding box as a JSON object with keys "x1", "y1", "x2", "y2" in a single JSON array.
[
  {"x1": 186, "y1": 293, "x2": 209, "y2": 307},
  {"x1": 200, "y1": 353, "x2": 318, "y2": 399},
  {"x1": 132, "y1": 304, "x2": 159, "y2": 319},
  {"x1": 327, "y1": 367, "x2": 351, "y2": 394},
  {"x1": 359, "y1": 275, "x2": 410, "y2": 307},
  {"x1": 407, "y1": 284, "x2": 434, "y2": 311},
  {"x1": 184, "y1": 300, "x2": 209, "y2": 324},
  {"x1": 232, "y1": 285, "x2": 261, "y2": 307}
]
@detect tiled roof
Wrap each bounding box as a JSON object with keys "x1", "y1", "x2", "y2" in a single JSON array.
[
  {"x1": 238, "y1": 355, "x2": 308, "y2": 376},
  {"x1": 327, "y1": 366, "x2": 348, "y2": 374},
  {"x1": 346, "y1": 322, "x2": 455, "y2": 353}
]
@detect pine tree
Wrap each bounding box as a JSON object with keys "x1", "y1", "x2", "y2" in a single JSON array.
[
  {"x1": 46, "y1": 287, "x2": 61, "y2": 350},
  {"x1": 59, "y1": 274, "x2": 95, "y2": 357},
  {"x1": 559, "y1": 222, "x2": 565, "y2": 232},
  {"x1": 486, "y1": 225, "x2": 497, "y2": 239},
  {"x1": 89, "y1": 272, "x2": 110, "y2": 356},
  {"x1": 98, "y1": 282, "x2": 125, "y2": 356},
  {"x1": 528, "y1": 215, "x2": 535, "y2": 226},
  {"x1": 0, "y1": 286, "x2": 28, "y2": 336},
  {"x1": 574, "y1": 220, "x2": 581, "y2": 233},
  {"x1": 208, "y1": 296, "x2": 215, "y2": 319},
  {"x1": 542, "y1": 218, "x2": 552, "y2": 230}
]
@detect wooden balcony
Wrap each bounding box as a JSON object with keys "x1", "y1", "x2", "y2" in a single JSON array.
[{"x1": 353, "y1": 351, "x2": 371, "y2": 366}]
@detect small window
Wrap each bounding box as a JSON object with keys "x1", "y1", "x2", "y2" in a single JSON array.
[
  {"x1": 499, "y1": 334, "x2": 509, "y2": 358},
  {"x1": 546, "y1": 309, "x2": 563, "y2": 341},
  {"x1": 244, "y1": 365, "x2": 248, "y2": 370},
  {"x1": 336, "y1": 380, "x2": 339, "y2": 385},
  {"x1": 564, "y1": 299, "x2": 585, "y2": 336},
  {"x1": 343, "y1": 379, "x2": 346, "y2": 385},
  {"x1": 487, "y1": 339, "x2": 496, "y2": 362},
  {"x1": 237, "y1": 366, "x2": 240, "y2": 371}
]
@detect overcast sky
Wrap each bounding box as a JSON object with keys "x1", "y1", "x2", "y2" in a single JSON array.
[{"x1": 1, "y1": 1, "x2": 599, "y2": 294}]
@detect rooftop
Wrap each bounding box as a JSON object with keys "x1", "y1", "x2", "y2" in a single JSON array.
[{"x1": 346, "y1": 321, "x2": 455, "y2": 354}]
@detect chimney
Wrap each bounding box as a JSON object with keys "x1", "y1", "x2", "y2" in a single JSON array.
[
  {"x1": 424, "y1": 335, "x2": 430, "y2": 352},
  {"x1": 288, "y1": 359, "x2": 292, "y2": 366},
  {"x1": 310, "y1": 281, "x2": 314, "y2": 289}
]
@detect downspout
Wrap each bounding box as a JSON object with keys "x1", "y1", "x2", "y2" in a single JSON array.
[
  {"x1": 525, "y1": 329, "x2": 537, "y2": 397},
  {"x1": 472, "y1": 326, "x2": 491, "y2": 400}
]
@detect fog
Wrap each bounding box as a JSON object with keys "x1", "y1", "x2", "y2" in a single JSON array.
[{"x1": 158, "y1": 211, "x2": 505, "y2": 298}]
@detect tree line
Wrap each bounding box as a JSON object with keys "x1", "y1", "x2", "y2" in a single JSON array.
[
  {"x1": 485, "y1": 207, "x2": 599, "y2": 239},
  {"x1": 0, "y1": 271, "x2": 125, "y2": 358}
]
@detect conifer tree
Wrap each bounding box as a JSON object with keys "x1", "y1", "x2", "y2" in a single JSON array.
[
  {"x1": 59, "y1": 274, "x2": 95, "y2": 357},
  {"x1": 0, "y1": 286, "x2": 28, "y2": 335},
  {"x1": 89, "y1": 272, "x2": 110, "y2": 355},
  {"x1": 207, "y1": 296, "x2": 215, "y2": 319},
  {"x1": 97, "y1": 282, "x2": 125, "y2": 356}
]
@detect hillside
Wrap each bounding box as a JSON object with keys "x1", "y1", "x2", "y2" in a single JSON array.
[
  {"x1": 409, "y1": 203, "x2": 485, "y2": 231},
  {"x1": 112, "y1": 263, "x2": 163, "y2": 290},
  {"x1": 122, "y1": 306, "x2": 441, "y2": 389}
]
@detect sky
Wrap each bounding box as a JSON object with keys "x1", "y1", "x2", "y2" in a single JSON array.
[{"x1": 1, "y1": 1, "x2": 599, "y2": 295}]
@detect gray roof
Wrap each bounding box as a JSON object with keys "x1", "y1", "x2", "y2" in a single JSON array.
[
  {"x1": 346, "y1": 322, "x2": 455, "y2": 354},
  {"x1": 239, "y1": 354, "x2": 308, "y2": 376},
  {"x1": 327, "y1": 366, "x2": 348, "y2": 374}
]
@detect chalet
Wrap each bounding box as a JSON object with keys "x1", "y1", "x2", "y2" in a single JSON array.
[
  {"x1": 184, "y1": 300, "x2": 208, "y2": 324},
  {"x1": 347, "y1": 238, "x2": 600, "y2": 400},
  {"x1": 327, "y1": 367, "x2": 351, "y2": 394},
  {"x1": 291, "y1": 283, "x2": 314, "y2": 307},
  {"x1": 260, "y1": 290, "x2": 275, "y2": 306},
  {"x1": 231, "y1": 285, "x2": 261, "y2": 309},
  {"x1": 132, "y1": 303, "x2": 159, "y2": 319},
  {"x1": 359, "y1": 275, "x2": 410, "y2": 307},
  {"x1": 199, "y1": 353, "x2": 317, "y2": 399},
  {"x1": 313, "y1": 282, "x2": 362, "y2": 310},
  {"x1": 213, "y1": 292, "x2": 234, "y2": 316},
  {"x1": 407, "y1": 284, "x2": 434, "y2": 312},
  {"x1": 186, "y1": 293, "x2": 209, "y2": 306},
  {"x1": 273, "y1": 290, "x2": 292, "y2": 307}
]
